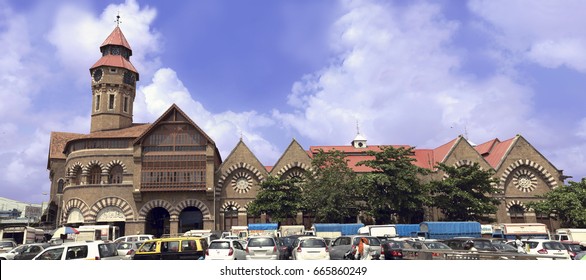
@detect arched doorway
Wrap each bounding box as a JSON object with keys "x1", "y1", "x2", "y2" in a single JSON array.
[
  {"x1": 96, "y1": 206, "x2": 127, "y2": 238},
  {"x1": 179, "y1": 207, "x2": 203, "y2": 233},
  {"x1": 145, "y1": 207, "x2": 170, "y2": 238}
]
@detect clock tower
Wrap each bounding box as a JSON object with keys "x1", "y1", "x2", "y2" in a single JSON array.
[{"x1": 89, "y1": 24, "x2": 139, "y2": 132}]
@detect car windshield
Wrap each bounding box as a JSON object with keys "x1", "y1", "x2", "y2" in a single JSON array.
[
  {"x1": 425, "y1": 242, "x2": 451, "y2": 250},
  {"x1": 564, "y1": 244, "x2": 582, "y2": 251},
  {"x1": 209, "y1": 241, "x2": 231, "y2": 249},
  {"x1": 248, "y1": 238, "x2": 275, "y2": 247},
  {"x1": 0, "y1": 241, "x2": 14, "y2": 247},
  {"x1": 543, "y1": 242, "x2": 566, "y2": 250},
  {"x1": 493, "y1": 243, "x2": 516, "y2": 251},
  {"x1": 98, "y1": 243, "x2": 119, "y2": 257},
  {"x1": 300, "y1": 239, "x2": 326, "y2": 248}
]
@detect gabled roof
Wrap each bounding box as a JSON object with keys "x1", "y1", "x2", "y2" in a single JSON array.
[
  {"x1": 100, "y1": 26, "x2": 132, "y2": 52},
  {"x1": 218, "y1": 139, "x2": 267, "y2": 173},
  {"x1": 62, "y1": 124, "x2": 151, "y2": 153},
  {"x1": 132, "y1": 104, "x2": 216, "y2": 146},
  {"x1": 432, "y1": 136, "x2": 460, "y2": 165},
  {"x1": 271, "y1": 139, "x2": 312, "y2": 172},
  {"x1": 476, "y1": 137, "x2": 515, "y2": 168}
]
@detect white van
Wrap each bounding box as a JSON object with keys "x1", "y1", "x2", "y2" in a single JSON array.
[
  {"x1": 114, "y1": 234, "x2": 154, "y2": 243},
  {"x1": 32, "y1": 240, "x2": 123, "y2": 260}
]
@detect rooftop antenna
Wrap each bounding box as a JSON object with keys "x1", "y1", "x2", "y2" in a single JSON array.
[
  {"x1": 115, "y1": 11, "x2": 121, "y2": 26},
  {"x1": 356, "y1": 120, "x2": 360, "y2": 135}
]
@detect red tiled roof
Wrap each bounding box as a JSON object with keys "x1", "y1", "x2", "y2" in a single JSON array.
[
  {"x1": 62, "y1": 124, "x2": 151, "y2": 152},
  {"x1": 432, "y1": 137, "x2": 458, "y2": 164},
  {"x1": 101, "y1": 26, "x2": 132, "y2": 51},
  {"x1": 413, "y1": 149, "x2": 435, "y2": 169},
  {"x1": 480, "y1": 137, "x2": 515, "y2": 168},
  {"x1": 90, "y1": 55, "x2": 138, "y2": 75},
  {"x1": 48, "y1": 132, "x2": 85, "y2": 160},
  {"x1": 475, "y1": 138, "x2": 499, "y2": 155},
  {"x1": 265, "y1": 166, "x2": 273, "y2": 172}
]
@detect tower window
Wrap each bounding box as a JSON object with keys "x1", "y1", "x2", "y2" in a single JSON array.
[
  {"x1": 108, "y1": 94, "x2": 115, "y2": 110},
  {"x1": 123, "y1": 96, "x2": 129, "y2": 113},
  {"x1": 109, "y1": 68, "x2": 117, "y2": 73},
  {"x1": 95, "y1": 95, "x2": 101, "y2": 111}
]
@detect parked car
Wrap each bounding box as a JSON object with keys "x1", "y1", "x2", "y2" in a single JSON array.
[
  {"x1": 292, "y1": 236, "x2": 330, "y2": 260},
  {"x1": 444, "y1": 238, "x2": 499, "y2": 251},
  {"x1": 114, "y1": 234, "x2": 154, "y2": 243},
  {"x1": 279, "y1": 235, "x2": 304, "y2": 260},
  {"x1": 404, "y1": 240, "x2": 453, "y2": 260},
  {"x1": 205, "y1": 239, "x2": 247, "y2": 260},
  {"x1": 0, "y1": 244, "x2": 28, "y2": 260},
  {"x1": 116, "y1": 241, "x2": 143, "y2": 260},
  {"x1": 276, "y1": 238, "x2": 291, "y2": 260},
  {"x1": 561, "y1": 241, "x2": 584, "y2": 260},
  {"x1": 521, "y1": 239, "x2": 571, "y2": 260},
  {"x1": 245, "y1": 235, "x2": 278, "y2": 260},
  {"x1": 13, "y1": 243, "x2": 54, "y2": 260},
  {"x1": 328, "y1": 235, "x2": 382, "y2": 260},
  {"x1": 380, "y1": 240, "x2": 413, "y2": 260},
  {"x1": 32, "y1": 240, "x2": 122, "y2": 260},
  {"x1": 0, "y1": 240, "x2": 18, "y2": 253},
  {"x1": 133, "y1": 237, "x2": 207, "y2": 260}
]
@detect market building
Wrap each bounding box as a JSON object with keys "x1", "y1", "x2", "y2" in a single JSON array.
[{"x1": 44, "y1": 25, "x2": 566, "y2": 237}]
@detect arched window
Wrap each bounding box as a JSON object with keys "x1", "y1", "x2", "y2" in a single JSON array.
[
  {"x1": 109, "y1": 165, "x2": 123, "y2": 184},
  {"x1": 224, "y1": 206, "x2": 239, "y2": 231},
  {"x1": 509, "y1": 205, "x2": 525, "y2": 223},
  {"x1": 72, "y1": 167, "x2": 82, "y2": 185},
  {"x1": 89, "y1": 166, "x2": 102, "y2": 185},
  {"x1": 57, "y1": 179, "x2": 65, "y2": 193}
]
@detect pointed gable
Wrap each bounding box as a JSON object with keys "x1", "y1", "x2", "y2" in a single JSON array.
[
  {"x1": 219, "y1": 139, "x2": 267, "y2": 174},
  {"x1": 475, "y1": 138, "x2": 500, "y2": 156},
  {"x1": 432, "y1": 136, "x2": 460, "y2": 165},
  {"x1": 271, "y1": 139, "x2": 312, "y2": 177},
  {"x1": 133, "y1": 104, "x2": 216, "y2": 146}
]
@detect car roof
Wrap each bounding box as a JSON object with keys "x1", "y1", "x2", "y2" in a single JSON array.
[
  {"x1": 297, "y1": 236, "x2": 325, "y2": 240},
  {"x1": 211, "y1": 239, "x2": 238, "y2": 242},
  {"x1": 147, "y1": 236, "x2": 205, "y2": 242}
]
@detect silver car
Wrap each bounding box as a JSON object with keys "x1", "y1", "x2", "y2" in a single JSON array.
[
  {"x1": 328, "y1": 235, "x2": 382, "y2": 260},
  {"x1": 245, "y1": 236, "x2": 278, "y2": 260}
]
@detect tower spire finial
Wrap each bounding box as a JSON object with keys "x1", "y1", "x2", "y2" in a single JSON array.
[
  {"x1": 356, "y1": 120, "x2": 360, "y2": 135},
  {"x1": 116, "y1": 11, "x2": 121, "y2": 27}
]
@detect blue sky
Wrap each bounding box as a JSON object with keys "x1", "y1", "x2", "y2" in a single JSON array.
[{"x1": 1, "y1": 0, "x2": 585, "y2": 204}]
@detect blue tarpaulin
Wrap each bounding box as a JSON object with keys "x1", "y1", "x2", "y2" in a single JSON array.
[{"x1": 248, "y1": 223, "x2": 278, "y2": 230}]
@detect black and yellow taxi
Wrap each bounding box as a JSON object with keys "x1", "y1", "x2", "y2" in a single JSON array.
[{"x1": 133, "y1": 236, "x2": 207, "y2": 260}]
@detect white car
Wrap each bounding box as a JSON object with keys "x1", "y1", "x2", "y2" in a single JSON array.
[
  {"x1": 523, "y1": 239, "x2": 571, "y2": 260},
  {"x1": 0, "y1": 244, "x2": 28, "y2": 260},
  {"x1": 32, "y1": 240, "x2": 123, "y2": 260},
  {"x1": 292, "y1": 236, "x2": 330, "y2": 260},
  {"x1": 114, "y1": 234, "x2": 154, "y2": 243},
  {"x1": 205, "y1": 239, "x2": 247, "y2": 260}
]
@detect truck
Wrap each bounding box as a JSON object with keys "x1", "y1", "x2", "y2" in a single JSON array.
[
  {"x1": 230, "y1": 226, "x2": 249, "y2": 240},
  {"x1": 279, "y1": 225, "x2": 306, "y2": 237},
  {"x1": 247, "y1": 223, "x2": 279, "y2": 237},
  {"x1": 0, "y1": 226, "x2": 44, "y2": 244},
  {"x1": 357, "y1": 224, "x2": 397, "y2": 238},
  {"x1": 77, "y1": 225, "x2": 121, "y2": 241},
  {"x1": 553, "y1": 228, "x2": 586, "y2": 246},
  {"x1": 417, "y1": 221, "x2": 482, "y2": 240},
  {"x1": 395, "y1": 224, "x2": 420, "y2": 237},
  {"x1": 491, "y1": 223, "x2": 550, "y2": 241},
  {"x1": 311, "y1": 223, "x2": 365, "y2": 238}
]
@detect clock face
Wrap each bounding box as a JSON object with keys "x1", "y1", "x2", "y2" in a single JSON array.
[
  {"x1": 93, "y1": 69, "x2": 103, "y2": 82},
  {"x1": 111, "y1": 46, "x2": 121, "y2": 55}
]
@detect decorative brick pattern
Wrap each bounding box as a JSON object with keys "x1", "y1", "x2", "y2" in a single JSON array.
[
  {"x1": 61, "y1": 198, "x2": 90, "y2": 224},
  {"x1": 87, "y1": 196, "x2": 135, "y2": 222}
]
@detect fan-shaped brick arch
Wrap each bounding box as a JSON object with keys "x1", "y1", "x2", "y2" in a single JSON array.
[
  {"x1": 505, "y1": 200, "x2": 527, "y2": 211},
  {"x1": 216, "y1": 162, "x2": 264, "y2": 192},
  {"x1": 87, "y1": 197, "x2": 134, "y2": 222},
  {"x1": 105, "y1": 160, "x2": 128, "y2": 173},
  {"x1": 61, "y1": 198, "x2": 90, "y2": 224},
  {"x1": 138, "y1": 199, "x2": 174, "y2": 221},
  {"x1": 83, "y1": 160, "x2": 106, "y2": 174},
  {"x1": 276, "y1": 162, "x2": 311, "y2": 177},
  {"x1": 221, "y1": 201, "x2": 242, "y2": 211},
  {"x1": 67, "y1": 162, "x2": 84, "y2": 176},
  {"x1": 499, "y1": 160, "x2": 558, "y2": 191},
  {"x1": 175, "y1": 199, "x2": 211, "y2": 219}
]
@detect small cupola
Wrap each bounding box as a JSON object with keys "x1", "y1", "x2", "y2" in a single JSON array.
[{"x1": 351, "y1": 122, "x2": 367, "y2": 148}]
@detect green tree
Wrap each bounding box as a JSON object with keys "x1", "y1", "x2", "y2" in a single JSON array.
[
  {"x1": 357, "y1": 146, "x2": 429, "y2": 224},
  {"x1": 527, "y1": 178, "x2": 586, "y2": 228},
  {"x1": 247, "y1": 175, "x2": 303, "y2": 223},
  {"x1": 429, "y1": 162, "x2": 500, "y2": 221},
  {"x1": 303, "y1": 149, "x2": 361, "y2": 223}
]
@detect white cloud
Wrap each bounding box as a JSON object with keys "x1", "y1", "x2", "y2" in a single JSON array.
[
  {"x1": 136, "y1": 68, "x2": 281, "y2": 164},
  {"x1": 468, "y1": 0, "x2": 586, "y2": 73},
  {"x1": 275, "y1": 0, "x2": 537, "y2": 149}
]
